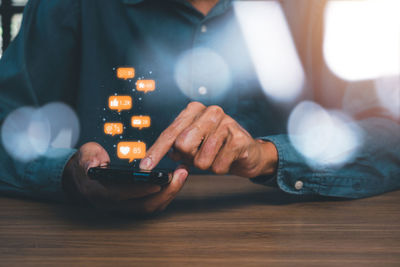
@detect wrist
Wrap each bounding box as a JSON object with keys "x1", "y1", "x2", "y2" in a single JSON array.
[{"x1": 256, "y1": 139, "x2": 278, "y2": 177}]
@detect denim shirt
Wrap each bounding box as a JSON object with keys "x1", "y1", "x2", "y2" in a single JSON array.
[{"x1": 0, "y1": 0, "x2": 399, "y2": 201}]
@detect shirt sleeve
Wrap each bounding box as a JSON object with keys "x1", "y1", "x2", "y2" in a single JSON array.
[
  {"x1": 252, "y1": 117, "x2": 400, "y2": 199},
  {"x1": 0, "y1": 0, "x2": 81, "y2": 201}
]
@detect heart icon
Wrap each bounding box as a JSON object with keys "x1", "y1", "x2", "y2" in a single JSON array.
[{"x1": 120, "y1": 146, "x2": 130, "y2": 155}]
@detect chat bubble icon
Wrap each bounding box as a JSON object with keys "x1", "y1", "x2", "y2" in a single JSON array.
[
  {"x1": 136, "y1": 80, "x2": 156, "y2": 93},
  {"x1": 117, "y1": 67, "x2": 135, "y2": 80},
  {"x1": 108, "y1": 96, "x2": 132, "y2": 112},
  {"x1": 131, "y1": 115, "x2": 151, "y2": 130},
  {"x1": 117, "y1": 141, "x2": 146, "y2": 163},
  {"x1": 104, "y1": 122, "x2": 123, "y2": 136}
]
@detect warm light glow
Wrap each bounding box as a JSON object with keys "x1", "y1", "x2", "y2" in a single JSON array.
[
  {"x1": 234, "y1": 1, "x2": 305, "y2": 102},
  {"x1": 324, "y1": 0, "x2": 400, "y2": 81}
]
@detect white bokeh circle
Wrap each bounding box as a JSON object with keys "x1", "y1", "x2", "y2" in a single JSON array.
[
  {"x1": 174, "y1": 47, "x2": 232, "y2": 101},
  {"x1": 1, "y1": 102, "x2": 80, "y2": 162},
  {"x1": 288, "y1": 101, "x2": 364, "y2": 168}
]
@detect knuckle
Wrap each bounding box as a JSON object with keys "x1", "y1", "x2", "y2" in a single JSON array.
[
  {"x1": 231, "y1": 133, "x2": 247, "y2": 149},
  {"x1": 194, "y1": 157, "x2": 210, "y2": 171},
  {"x1": 81, "y1": 142, "x2": 103, "y2": 154},
  {"x1": 84, "y1": 141, "x2": 99, "y2": 148},
  {"x1": 221, "y1": 117, "x2": 235, "y2": 129},
  {"x1": 187, "y1": 101, "x2": 205, "y2": 110},
  {"x1": 174, "y1": 136, "x2": 193, "y2": 155},
  {"x1": 230, "y1": 138, "x2": 243, "y2": 150},
  {"x1": 247, "y1": 169, "x2": 260, "y2": 178},
  {"x1": 207, "y1": 105, "x2": 224, "y2": 116},
  {"x1": 212, "y1": 164, "x2": 228, "y2": 175}
]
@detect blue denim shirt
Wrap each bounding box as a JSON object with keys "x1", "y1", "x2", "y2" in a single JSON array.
[{"x1": 0, "y1": 0, "x2": 399, "y2": 201}]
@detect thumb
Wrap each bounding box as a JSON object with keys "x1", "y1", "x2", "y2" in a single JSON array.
[
  {"x1": 157, "y1": 165, "x2": 189, "y2": 211},
  {"x1": 79, "y1": 142, "x2": 111, "y2": 173}
]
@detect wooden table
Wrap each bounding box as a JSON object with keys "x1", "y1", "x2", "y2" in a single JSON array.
[{"x1": 1, "y1": 175, "x2": 399, "y2": 266}]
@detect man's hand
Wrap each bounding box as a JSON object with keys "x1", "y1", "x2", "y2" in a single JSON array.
[
  {"x1": 140, "y1": 102, "x2": 278, "y2": 178},
  {"x1": 62, "y1": 142, "x2": 188, "y2": 214}
]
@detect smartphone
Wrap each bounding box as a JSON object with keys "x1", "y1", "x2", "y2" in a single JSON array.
[{"x1": 88, "y1": 165, "x2": 173, "y2": 186}]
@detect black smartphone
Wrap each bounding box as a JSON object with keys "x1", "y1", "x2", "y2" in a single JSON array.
[{"x1": 88, "y1": 165, "x2": 173, "y2": 186}]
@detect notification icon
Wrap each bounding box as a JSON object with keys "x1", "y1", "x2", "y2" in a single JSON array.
[
  {"x1": 131, "y1": 115, "x2": 151, "y2": 130},
  {"x1": 117, "y1": 67, "x2": 135, "y2": 80},
  {"x1": 136, "y1": 80, "x2": 156, "y2": 93},
  {"x1": 104, "y1": 122, "x2": 123, "y2": 136},
  {"x1": 117, "y1": 141, "x2": 146, "y2": 163},
  {"x1": 108, "y1": 96, "x2": 132, "y2": 112}
]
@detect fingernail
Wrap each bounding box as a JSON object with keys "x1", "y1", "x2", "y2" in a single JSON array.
[
  {"x1": 178, "y1": 171, "x2": 188, "y2": 184},
  {"x1": 140, "y1": 157, "x2": 152, "y2": 170}
]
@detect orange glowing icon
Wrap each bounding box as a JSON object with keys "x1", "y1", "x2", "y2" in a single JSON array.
[
  {"x1": 131, "y1": 115, "x2": 151, "y2": 130},
  {"x1": 117, "y1": 67, "x2": 135, "y2": 80},
  {"x1": 117, "y1": 141, "x2": 146, "y2": 163},
  {"x1": 108, "y1": 95, "x2": 132, "y2": 112},
  {"x1": 104, "y1": 122, "x2": 123, "y2": 136},
  {"x1": 136, "y1": 80, "x2": 156, "y2": 93}
]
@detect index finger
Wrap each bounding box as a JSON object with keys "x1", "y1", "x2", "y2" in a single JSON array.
[{"x1": 140, "y1": 102, "x2": 206, "y2": 170}]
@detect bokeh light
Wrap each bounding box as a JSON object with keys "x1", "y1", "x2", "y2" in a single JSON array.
[
  {"x1": 288, "y1": 101, "x2": 364, "y2": 168},
  {"x1": 234, "y1": 1, "x2": 305, "y2": 102},
  {"x1": 174, "y1": 47, "x2": 232, "y2": 101},
  {"x1": 1, "y1": 102, "x2": 80, "y2": 162},
  {"x1": 40, "y1": 102, "x2": 80, "y2": 152},
  {"x1": 1, "y1": 107, "x2": 51, "y2": 162},
  {"x1": 324, "y1": 0, "x2": 400, "y2": 81}
]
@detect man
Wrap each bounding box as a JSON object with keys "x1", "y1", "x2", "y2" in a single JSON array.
[{"x1": 0, "y1": 0, "x2": 399, "y2": 214}]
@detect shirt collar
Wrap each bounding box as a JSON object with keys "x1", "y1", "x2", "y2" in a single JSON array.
[
  {"x1": 121, "y1": 0, "x2": 144, "y2": 4},
  {"x1": 121, "y1": 0, "x2": 234, "y2": 14},
  {"x1": 122, "y1": 0, "x2": 234, "y2": 22},
  {"x1": 122, "y1": 0, "x2": 233, "y2": 4}
]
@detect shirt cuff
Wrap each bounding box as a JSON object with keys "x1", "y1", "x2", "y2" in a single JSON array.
[
  {"x1": 251, "y1": 135, "x2": 319, "y2": 196},
  {"x1": 21, "y1": 148, "x2": 77, "y2": 202}
]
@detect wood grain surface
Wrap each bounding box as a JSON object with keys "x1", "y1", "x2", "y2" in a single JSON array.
[{"x1": 1, "y1": 175, "x2": 399, "y2": 266}]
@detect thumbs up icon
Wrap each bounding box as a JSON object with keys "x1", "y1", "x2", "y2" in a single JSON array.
[
  {"x1": 108, "y1": 96, "x2": 132, "y2": 112},
  {"x1": 110, "y1": 98, "x2": 119, "y2": 107}
]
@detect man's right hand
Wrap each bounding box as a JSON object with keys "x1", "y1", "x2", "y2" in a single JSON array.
[{"x1": 62, "y1": 142, "x2": 188, "y2": 214}]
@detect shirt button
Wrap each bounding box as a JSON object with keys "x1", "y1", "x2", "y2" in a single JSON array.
[
  {"x1": 198, "y1": 86, "x2": 207, "y2": 95},
  {"x1": 201, "y1": 25, "x2": 207, "y2": 33},
  {"x1": 294, "y1": 181, "x2": 304, "y2": 190}
]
